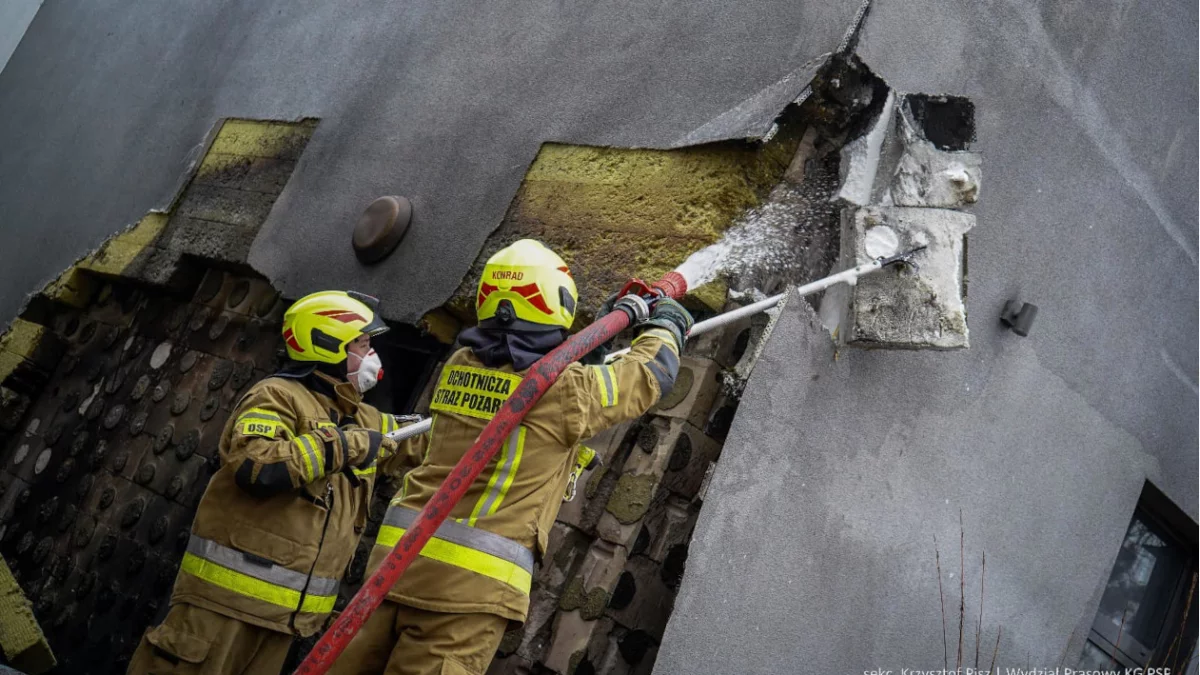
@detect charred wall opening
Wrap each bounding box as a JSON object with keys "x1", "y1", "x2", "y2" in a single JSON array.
[{"x1": 0, "y1": 116, "x2": 446, "y2": 673}]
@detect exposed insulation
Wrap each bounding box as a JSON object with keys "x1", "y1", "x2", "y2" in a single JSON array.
[
  {"x1": 0, "y1": 555, "x2": 55, "y2": 673},
  {"x1": 444, "y1": 116, "x2": 806, "y2": 324}
]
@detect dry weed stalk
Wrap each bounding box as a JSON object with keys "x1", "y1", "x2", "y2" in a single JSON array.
[
  {"x1": 989, "y1": 627, "x2": 1002, "y2": 675},
  {"x1": 957, "y1": 510, "x2": 966, "y2": 670},
  {"x1": 976, "y1": 552, "x2": 985, "y2": 669},
  {"x1": 1057, "y1": 628, "x2": 1077, "y2": 668},
  {"x1": 935, "y1": 535, "x2": 948, "y2": 671}
]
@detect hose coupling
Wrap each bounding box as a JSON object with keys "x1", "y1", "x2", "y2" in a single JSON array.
[{"x1": 613, "y1": 294, "x2": 651, "y2": 323}]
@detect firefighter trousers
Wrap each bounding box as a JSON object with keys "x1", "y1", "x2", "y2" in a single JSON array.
[
  {"x1": 127, "y1": 603, "x2": 293, "y2": 675},
  {"x1": 328, "y1": 601, "x2": 508, "y2": 675}
]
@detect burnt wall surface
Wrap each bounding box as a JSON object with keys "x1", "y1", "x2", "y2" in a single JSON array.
[
  {"x1": 656, "y1": 0, "x2": 1198, "y2": 672},
  {"x1": 0, "y1": 0, "x2": 865, "y2": 328},
  {"x1": 0, "y1": 273, "x2": 286, "y2": 674}
]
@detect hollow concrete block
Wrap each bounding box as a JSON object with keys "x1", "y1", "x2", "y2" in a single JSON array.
[
  {"x1": 657, "y1": 422, "x2": 721, "y2": 501},
  {"x1": 559, "y1": 539, "x2": 629, "y2": 620},
  {"x1": 648, "y1": 357, "x2": 721, "y2": 429},
  {"x1": 591, "y1": 626, "x2": 659, "y2": 675},
  {"x1": 556, "y1": 421, "x2": 635, "y2": 533},
  {"x1": 545, "y1": 540, "x2": 629, "y2": 673},
  {"x1": 605, "y1": 556, "x2": 677, "y2": 641},
  {"x1": 537, "y1": 522, "x2": 589, "y2": 593},
  {"x1": 644, "y1": 496, "x2": 696, "y2": 565},
  {"x1": 511, "y1": 586, "x2": 559, "y2": 664},
  {"x1": 595, "y1": 418, "x2": 682, "y2": 545},
  {"x1": 683, "y1": 312, "x2": 755, "y2": 369}
]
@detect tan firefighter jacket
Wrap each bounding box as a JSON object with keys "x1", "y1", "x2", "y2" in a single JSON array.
[
  {"x1": 171, "y1": 369, "x2": 425, "y2": 637},
  {"x1": 367, "y1": 327, "x2": 681, "y2": 622}
]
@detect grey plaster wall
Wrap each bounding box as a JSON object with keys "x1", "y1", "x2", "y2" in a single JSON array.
[
  {"x1": 856, "y1": 0, "x2": 1198, "y2": 517},
  {"x1": 0, "y1": 0, "x2": 40, "y2": 77},
  {"x1": 658, "y1": 296, "x2": 1161, "y2": 671},
  {"x1": 656, "y1": 2, "x2": 1197, "y2": 669},
  {"x1": 0, "y1": 0, "x2": 863, "y2": 327}
]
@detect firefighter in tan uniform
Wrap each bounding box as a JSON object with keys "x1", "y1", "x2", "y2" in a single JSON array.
[
  {"x1": 129, "y1": 291, "x2": 426, "y2": 675},
  {"x1": 332, "y1": 240, "x2": 693, "y2": 675}
]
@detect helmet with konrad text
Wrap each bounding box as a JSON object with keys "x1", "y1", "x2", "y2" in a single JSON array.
[{"x1": 476, "y1": 239, "x2": 577, "y2": 331}]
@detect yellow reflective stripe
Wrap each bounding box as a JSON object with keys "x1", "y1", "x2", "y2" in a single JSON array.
[
  {"x1": 487, "y1": 427, "x2": 523, "y2": 517},
  {"x1": 180, "y1": 552, "x2": 337, "y2": 614},
  {"x1": 376, "y1": 525, "x2": 532, "y2": 594},
  {"x1": 237, "y1": 408, "x2": 295, "y2": 435},
  {"x1": 299, "y1": 592, "x2": 337, "y2": 614},
  {"x1": 468, "y1": 427, "x2": 525, "y2": 526},
  {"x1": 593, "y1": 365, "x2": 619, "y2": 408},
  {"x1": 352, "y1": 464, "x2": 377, "y2": 478},
  {"x1": 381, "y1": 415, "x2": 396, "y2": 434},
  {"x1": 294, "y1": 439, "x2": 314, "y2": 481},
  {"x1": 293, "y1": 434, "x2": 322, "y2": 482},
  {"x1": 592, "y1": 366, "x2": 611, "y2": 407},
  {"x1": 633, "y1": 328, "x2": 679, "y2": 355}
]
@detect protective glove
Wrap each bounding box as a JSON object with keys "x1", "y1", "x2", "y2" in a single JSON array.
[
  {"x1": 635, "y1": 297, "x2": 694, "y2": 353},
  {"x1": 342, "y1": 427, "x2": 394, "y2": 469}
]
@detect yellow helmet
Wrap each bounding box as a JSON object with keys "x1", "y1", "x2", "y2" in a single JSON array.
[
  {"x1": 282, "y1": 291, "x2": 389, "y2": 364},
  {"x1": 476, "y1": 239, "x2": 577, "y2": 331}
]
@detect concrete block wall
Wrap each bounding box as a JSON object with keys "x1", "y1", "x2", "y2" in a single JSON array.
[
  {"x1": 0, "y1": 118, "x2": 313, "y2": 674},
  {"x1": 0, "y1": 271, "x2": 285, "y2": 673},
  {"x1": 481, "y1": 344, "x2": 729, "y2": 675}
]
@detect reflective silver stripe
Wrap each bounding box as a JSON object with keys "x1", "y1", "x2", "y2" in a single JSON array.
[
  {"x1": 477, "y1": 430, "x2": 520, "y2": 518},
  {"x1": 187, "y1": 535, "x2": 340, "y2": 596},
  {"x1": 240, "y1": 412, "x2": 281, "y2": 423},
  {"x1": 296, "y1": 434, "x2": 322, "y2": 480},
  {"x1": 382, "y1": 506, "x2": 534, "y2": 573}
]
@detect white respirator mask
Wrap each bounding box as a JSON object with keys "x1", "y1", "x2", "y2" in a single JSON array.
[{"x1": 347, "y1": 348, "x2": 384, "y2": 393}]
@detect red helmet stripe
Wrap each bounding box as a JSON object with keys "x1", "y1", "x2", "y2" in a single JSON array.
[
  {"x1": 478, "y1": 283, "x2": 499, "y2": 308},
  {"x1": 527, "y1": 294, "x2": 553, "y2": 314},
  {"x1": 511, "y1": 283, "x2": 553, "y2": 314},
  {"x1": 557, "y1": 266, "x2": 573, "y2": 279},
  {"x1": 314, "y1": 310, "x2": 367, "y2": 323},
  {"x1": 283, "y1": 328, "x2": 304, "y2": 353}
]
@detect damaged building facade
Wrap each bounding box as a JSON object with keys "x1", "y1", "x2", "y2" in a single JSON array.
[{"x1": 0, "y1": 0, "x2": 1195, "y2": 673}]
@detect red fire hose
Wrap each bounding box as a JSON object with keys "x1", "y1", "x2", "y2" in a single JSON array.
[{"x1": 292, "y1": 272, "x2": 689, "y2": 674}]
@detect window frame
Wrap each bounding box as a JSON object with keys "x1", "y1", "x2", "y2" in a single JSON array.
[{"x1": 1084, "y1": 483, "x2": 1198, "y2": 669}]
